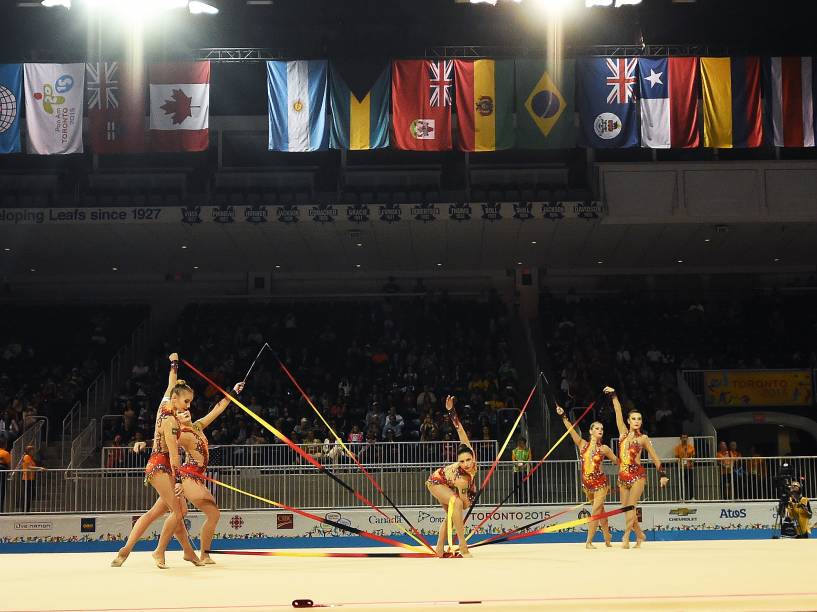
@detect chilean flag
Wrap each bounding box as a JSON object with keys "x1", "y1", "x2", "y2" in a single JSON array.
[
  {"x1": 765, "y1": 57, "x2": 816, "y2": 147},
  {"x1": 638, "y1": 57, "x2": 699, "y2": 148}
]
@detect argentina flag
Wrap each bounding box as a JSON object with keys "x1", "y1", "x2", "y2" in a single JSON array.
[
  {"x1": 0, "y1": 64, "x2": 23, "y2": 154},
  {"x1": 267, "y1": 60, "x2": 329, "y2": 152}
]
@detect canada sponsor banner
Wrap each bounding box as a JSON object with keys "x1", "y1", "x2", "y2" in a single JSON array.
[
  {"x1": 0, "y1": 503, "x2": 781, "y2": 546},
  {"x1": 704, "y1": 370, "x2": 814, "y2": 407}
]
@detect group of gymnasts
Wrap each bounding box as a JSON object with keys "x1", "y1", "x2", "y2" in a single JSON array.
[{"x1": 111, "y1": 353, "x2": 668, "y2": 567}]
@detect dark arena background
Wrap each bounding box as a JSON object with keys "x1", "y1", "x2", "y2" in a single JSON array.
[{"x1": 1, "y1": 0, "x2": 816, "y2": 610}]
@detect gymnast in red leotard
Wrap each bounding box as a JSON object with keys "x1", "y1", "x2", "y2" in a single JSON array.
[
  {"x1": 606, "y1": 386, "x2": 669, "y2": 549},
  {"x1": 556, "y1": 403, "x2": 618, "y2": 549}
]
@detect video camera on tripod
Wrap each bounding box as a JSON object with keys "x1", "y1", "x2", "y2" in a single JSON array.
[{"x1": 773, "y1": 463, "x2": 798, "y2": 538}]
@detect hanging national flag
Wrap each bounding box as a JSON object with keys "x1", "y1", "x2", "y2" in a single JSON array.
[
  {"x1": 577, "y1": 57, "x2": 639, "y2": 148},
  {"x1": 149, "y1": 61, "x2": 210, "y2": 152},
  {"x1": 0, "y1": 64, "x2": 22, "y2": 154},
  {"x1": 391, "y1": 60, "x2": 452, "y2": 151},
  {"x1": 700, "y1": 57, "x2": 762, "y2": 148},
  {"x1": 454, "y1": 59, "x2": 513, "y2": 152},
  {"x1": 87, "y1": 61, "x2": 146, "y2": 154},
  {"x1": 515, "y1": 59, "x2": 575, "y2": 149},
  {"x1": 267, "y1": 60, "x2": 329, "y2": 152},
  {"x1": 637, "y1": 57, "x2": 699, "y2": 148},
  {"x1": 764, "y1": 57, "x2": 816, "y2": 147},
  {"x1": 329, "y1": 62, "x2": 389, "y2": 150},
  {"x1": 24, "y1": 63, "x2": 84, "y2": 155}
]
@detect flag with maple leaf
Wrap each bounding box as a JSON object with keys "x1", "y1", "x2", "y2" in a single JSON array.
[{"x1": 149, "y1": 62, "x2": 210, "y2": 152}]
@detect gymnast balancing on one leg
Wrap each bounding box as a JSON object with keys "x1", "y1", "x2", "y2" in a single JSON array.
[
  {"x1": 425, "y1": 395, "x2": 477, "y2": 558},
  {"x1": 111, "y1": 353, "x2": 202, "y2": 568}
]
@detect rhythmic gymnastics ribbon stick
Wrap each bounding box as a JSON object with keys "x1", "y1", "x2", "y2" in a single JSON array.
[
  {"x1": 181, "y1": 467, "x2": 428, "y2": 553},
  {"x1": 469, "y1": 502, "x2": 588, "y2": 549},
  {"x1": 466, "y1": 399, "x2": 597, "y2": 540},
  {"x1": 463, "y1": 379, "x2": 538, "y2": 525},
  {"x1": 182, "y1": 359, "x2": 431, "y2": 551},
  {"x1": 276, "y1": 356, "x2": 434, "y2": 552},
  {"x1": 242, "y1": 342, "x2": 272, "y2": 386}
]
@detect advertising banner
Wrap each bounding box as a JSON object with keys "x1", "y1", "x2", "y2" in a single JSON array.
[{"x1": 704, "y1": 370, "x2": 814, "y2": 407}]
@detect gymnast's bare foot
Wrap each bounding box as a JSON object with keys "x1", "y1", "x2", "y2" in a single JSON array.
[
  {"x1": 198, "y1": 553, "x2": 216, "y2": 565},
  {"x1": 585, "y1": 542, "x2": 596, "y2": 549},
  {"x1": 110, "y1": 548, "x2": 128, "y2": 567},
  {"x1": 152, "y1": 551, "x2": 168, "y2": 569},
  {"x1": 634, "y1": 532, "x2": 645, "y2": 548}
]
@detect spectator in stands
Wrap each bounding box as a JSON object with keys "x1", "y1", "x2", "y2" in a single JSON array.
[
  {"x1": 347, "y1": 424, "x2": 364, "y2": 444},
  {"x1": 674, "y1": 434, "x2": 696, "y2": 500},
  {"x1": 417, "y1": 385, "x2": 437, "y2": 413},
  {"x1": 419, "y1": 414, "x2": 439, "y2": 441},
  {"x1": 302, "y1": 430, "x2": 323, "y2": 459},
  {"x1": 0, "y1": 438, "x2": 10, "y2": 512},
  {"x1": 106, "y1": 435, "x2": 126, "y2": 469},
  {"x1": 382, "y1": 414, "x2": 404, "y2": 440}
]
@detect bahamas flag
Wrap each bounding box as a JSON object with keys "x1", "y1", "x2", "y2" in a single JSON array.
[
  {"x1": 515, "y1": 59, "x2": 575, "y2": 149},
  {"x1": 329, "y1": 62, "x2": 389, "y2": 150},
  {"x1": 700, "y1": 57, "x2": 763, "y2": 148},
  {"x1": 267, "y1": 60, "x2": 329, "y2": 152},
  {"x1": 454, "y1": 59, "x2": 513, "y2": 152}
]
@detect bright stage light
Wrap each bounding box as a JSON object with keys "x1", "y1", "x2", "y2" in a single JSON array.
[
  {"x1": 614, "y1": 0, "x2": 641, "y2": 5},
  {"x1": 188, "y1": 0, "x2": 218, "y2": 14},
  {"x1": 585, "y1": 0, "x2": 613, "y2": 6},
  {"x1": 469, "y1": 0, "x2": 499, "y2": 4},
  {"x1": 41, "y1": 0, "x2": 71, "y2": 7},
  {"x1": 531, "y1": 0, "x2": 572, "y2": 14}
]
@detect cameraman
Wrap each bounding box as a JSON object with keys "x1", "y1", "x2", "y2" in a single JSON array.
[{"x1": 786, "y1": 481, "x2": 813, "y2": 538}]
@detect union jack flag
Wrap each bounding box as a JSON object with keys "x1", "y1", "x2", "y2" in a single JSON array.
[
  {"x1": 605, "y1": 58, "x2": 637, "y2": 105},
  {"x1": 428, "y1": 60, "x2": 453, "y2": 107},
  {"x1": 86, "y1": 62, "x2": 119, "y2": 110}
]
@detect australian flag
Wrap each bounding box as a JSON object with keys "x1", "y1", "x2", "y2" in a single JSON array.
[{"x1": 577, "y1": 57, "x2": 639, "y2": 148}]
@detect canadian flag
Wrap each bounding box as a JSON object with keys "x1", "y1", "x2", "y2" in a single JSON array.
[{"x1": 149, "y1": 62, "x2": 210, "y2": 152}]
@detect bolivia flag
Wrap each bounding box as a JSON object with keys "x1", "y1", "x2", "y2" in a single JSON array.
[
  {"x1": 453, "y1": 59, "x2": 513, "y2": 152},
  {"x1": 329, "y1": 63, "x2": 390, "y2": 150},
  {"x1": 700, "y1": 57, "x2": 763, "y2": 148}
]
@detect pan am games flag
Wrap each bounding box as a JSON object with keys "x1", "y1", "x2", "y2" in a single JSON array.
[
  {"x1": 24, "y1": 63, "x2": 84, "y2": 154},
  {"x1": 515, "y1": 59, "x2": 575, "y2": 149},
  {"x1": 0, "y1": 64, "x2": 22, "y2": 154},
  {"x1": 454, "y1": 59, "x2": 514, "y2": 152},
  {"x1": 268, "y1": 60, "x2": 329, "y2": 152},
  {"x1": 329, "y1": 62, "x2": 389, "y2": 150}
]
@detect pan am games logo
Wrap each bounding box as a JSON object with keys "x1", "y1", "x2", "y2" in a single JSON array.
[{"x1": 32, "y1": 74, "x2": 74, "y2": 114}]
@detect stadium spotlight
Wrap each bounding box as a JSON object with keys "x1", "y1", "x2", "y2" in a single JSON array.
[
  {"x1": 613, "y1": 0, "x2": 642, "y2": 5},
  {"x1": 41, "y1": 0, "x2": 71, "y2": 6},
  {"x1": 189, "y1": 0, "x2": 218, "y2": 13},
  {"x1": 469, "y1": 0, "x2": 499, "y2": 4},
  {"x1": 585, "y1": 0, "x2": 613, "y2": 5}
]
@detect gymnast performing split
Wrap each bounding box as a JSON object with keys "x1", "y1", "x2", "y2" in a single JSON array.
[
  {"x1": 555, "y1": 402, "x2": 617, "y2": 549},
  {"x1": 425, "y1": 395, "x2": 477, "y2": 558}
]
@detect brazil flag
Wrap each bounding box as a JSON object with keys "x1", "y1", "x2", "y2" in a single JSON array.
[{"x1": 515, "y1": 59, "x2": 575, "y2": 149}]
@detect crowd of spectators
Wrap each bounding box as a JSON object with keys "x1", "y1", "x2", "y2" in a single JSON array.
[
  {"x1": 542, "y1": 291, "x2": 817, "y2": 442},
  {"x1": 104, "y1": 288, "x2": 522, "y2": 465},
  {"x1": 0, "y1": 305, "x2": 147, "y2": 450}
]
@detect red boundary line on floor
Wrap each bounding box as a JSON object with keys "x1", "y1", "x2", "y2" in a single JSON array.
[{"x1": 9, "y1": 591, "x2": 817, "y2": 611}]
